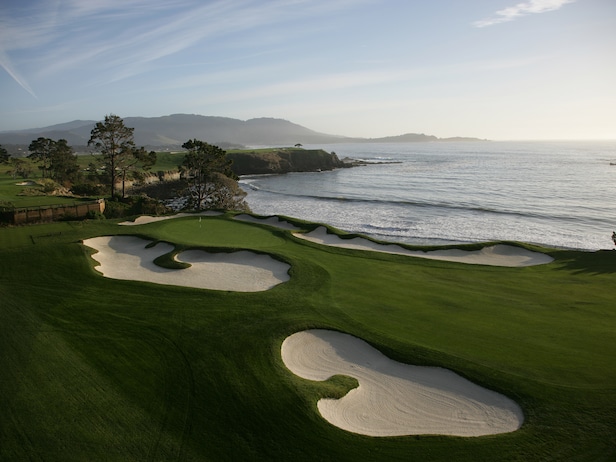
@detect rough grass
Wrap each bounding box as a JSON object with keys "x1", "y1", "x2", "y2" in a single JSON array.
[{"x1": 0, "y1": 214, "x2": 614, "y2": 461}]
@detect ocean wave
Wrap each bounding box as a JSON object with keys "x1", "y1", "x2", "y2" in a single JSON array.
[
  {"x1": 358, "y1": 156, "x2": 396, "y2": 162},
  {"x1": 244, "y1": 141, "x2": 615, "y2": 250},
  {"x1": 245, "y1": 187, "x2": 568, "y2": 221}
]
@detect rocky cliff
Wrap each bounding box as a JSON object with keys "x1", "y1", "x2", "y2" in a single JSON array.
[{"x1": 227, "y1": 149, "x2": 345, "y2": 175}]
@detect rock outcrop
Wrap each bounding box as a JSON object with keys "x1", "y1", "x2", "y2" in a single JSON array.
[{"x1": 228, "y1": 149, "x2": 344, "y2": 175}]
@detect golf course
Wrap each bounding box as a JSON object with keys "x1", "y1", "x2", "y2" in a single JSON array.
[{"x1": 1, "y1": 212, "x2": 615, "y2": 461}]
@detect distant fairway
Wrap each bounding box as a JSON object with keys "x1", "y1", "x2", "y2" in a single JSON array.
[{"x1": 1, "y1": 213, "x2": 615, "y2": 461}]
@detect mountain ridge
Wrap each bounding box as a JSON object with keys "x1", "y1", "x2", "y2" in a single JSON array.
[{"x1": 0, "y1": 114, "x2": 486, "y2": 151}]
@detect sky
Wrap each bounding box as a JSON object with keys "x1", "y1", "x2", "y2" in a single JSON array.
[{"x1": 1, "y1": 0, "x2": 615, "y2": 140}]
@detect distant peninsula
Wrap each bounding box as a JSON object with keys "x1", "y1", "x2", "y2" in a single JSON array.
[
  {"x1": 363, "y1": 133, "x2": 488, "y2": 143},
  {"x1": 0, "y1": 114, "x2": 487, "y2": 153}
]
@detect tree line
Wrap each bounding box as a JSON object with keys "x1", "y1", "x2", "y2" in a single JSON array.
[{"x1": 1, "y1": 114, "x2": 248, "y2": 213}]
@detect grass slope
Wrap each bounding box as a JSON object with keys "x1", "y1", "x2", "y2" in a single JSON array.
[{"x1": 0, "y1": 215, "x2": 615, "y2": 461}]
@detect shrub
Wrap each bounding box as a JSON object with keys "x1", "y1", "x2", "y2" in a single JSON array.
[
  {"x1": 71, "y1": 183, "x2": 107, "y2": 197},
  {"x1": 103, "y1": 199, "x2": 131, "y2": 218},
  {"x1": 39, "y1": 178, "x2": 60, "y2": 193},
  {"x1": 102, "y1": 195, "x2": 171, "y2": 219},
  {"x1": 86, "y1": 210, "x2": 106, "y2": 220}
]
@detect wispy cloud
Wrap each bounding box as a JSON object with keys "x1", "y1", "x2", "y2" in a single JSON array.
[
  {"x1": 1, "y1": 0, "x2": 365, "y2": 89},
  {"x1": 473, "y1": 0, "x2": 576, "y2": 27},
  {"x1": 222, "y1": 70, "x2": 415, "y2": 101},
  {"x1": 0, "y1": 50, "x2": 37, "y2": 98}
]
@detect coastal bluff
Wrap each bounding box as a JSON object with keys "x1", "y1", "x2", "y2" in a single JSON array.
[{"x1": 227, "y1": 148, "x2": 345, "y2": 175}]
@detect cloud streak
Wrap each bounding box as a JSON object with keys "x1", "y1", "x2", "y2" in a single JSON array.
[
  {"x1": 2, "y1": 0, "x2": 365, "y2": 87},
  {"x1": 0, "y1": 50, "x2": 37, "y2": 98},
  {"x1": 473, "y1": 0, "x2": 575, "y2": 27}
]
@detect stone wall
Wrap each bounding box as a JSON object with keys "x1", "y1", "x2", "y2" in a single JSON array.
[{"x1": 4, "y1": 199, "x2": 105, "y2": 225}]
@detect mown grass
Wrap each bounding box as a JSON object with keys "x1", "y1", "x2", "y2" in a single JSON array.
[
  {"x1": 148, "y1": 151, "x2": 185, "y2": 172},
  {"x1": 0, "y1": 214, "x2": 615, "y2": 461}
]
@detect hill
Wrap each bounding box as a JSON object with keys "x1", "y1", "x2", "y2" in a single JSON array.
[
  {"x1": 0, "y1": 114, "x2": 486, "y2": 152},
  {"x1": 0, "y1": 115, "x2": 349, "y2": 150}
]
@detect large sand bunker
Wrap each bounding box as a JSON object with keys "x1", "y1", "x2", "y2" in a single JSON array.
[
  {"x1": 83, "y1": 236, "x2": 290, "y2": 292},
  {"x1": 282, "y1": 329, "x2": 523, "y2": 437},
  {"x1": 295, "y1": 227, "x2": 553, "y2": 267}
]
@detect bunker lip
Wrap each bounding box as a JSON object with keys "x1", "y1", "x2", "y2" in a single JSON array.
[
  {"x1": 233, "y1": 213, "x2": 302, "y2": 231},
  {"x1": 294, "y1": 226, "x2": 553, "y2": 267},
  {"x1": 281, "y1": 329, "x2": 524, "y2": 437},
  {"x1": 119, "y1": 211, "x2": 223, "y2": 226},
  {"x1": 83, "y1": 235, "x2": 289, "y2": 292}
]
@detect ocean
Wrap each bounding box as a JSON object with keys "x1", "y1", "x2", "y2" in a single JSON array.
[{"x1": 239, "y1": 141, "x2": 616, "y2": 251}]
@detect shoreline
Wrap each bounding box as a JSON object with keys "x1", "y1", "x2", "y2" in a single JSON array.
[{"x1": 242, "y1": 141, "x2": 614, "y2": 252}]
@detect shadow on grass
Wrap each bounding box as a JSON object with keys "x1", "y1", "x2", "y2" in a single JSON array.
[{"x1": 555, "y1": 249, "x2": 616, "y2": 274}]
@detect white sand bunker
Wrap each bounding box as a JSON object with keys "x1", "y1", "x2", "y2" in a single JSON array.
[
  {"x1": 282, "y1": 329, "x2": 523, "y2": 437},
  {"x1": 119, "y1": 211, "x2": 223, "y2": 226},
  {"x1": 295, "y1": 227, "x2": 553, "y2": 267},
  {"x1": 83, "y1": 236, "x2": 289, "y2": 292},
  {"x1": 234, "y1": 214, "x2": 301, "y2": 231}
]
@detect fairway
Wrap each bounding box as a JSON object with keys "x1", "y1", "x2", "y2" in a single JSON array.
[{"x1": 1, "y1": 213, "x2": 615, "y2": 461}]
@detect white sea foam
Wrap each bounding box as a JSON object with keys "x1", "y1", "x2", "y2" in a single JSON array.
[{"x1": 240, "y1": 141, "x2": 616, "y2": 251}]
